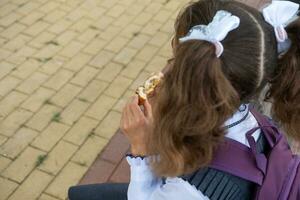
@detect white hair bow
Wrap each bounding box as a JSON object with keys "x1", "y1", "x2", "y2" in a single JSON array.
[
  {"x1": 262, "y1": 0, "x2": 299, "y2": 53},
  {"x1": 179, "y1": 10, "x2": 240, "y2": 57}
]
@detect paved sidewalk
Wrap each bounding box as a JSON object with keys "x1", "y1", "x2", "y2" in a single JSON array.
[
  {"x1": 0, "y1": 0, "x2": 190, "y2": 199},
  {"x1": 0, "y1": 0, "x2": 298, "y2": 200}
]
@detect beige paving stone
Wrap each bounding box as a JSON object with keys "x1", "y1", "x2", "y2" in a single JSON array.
[
  {"x1": 17, "y1": 1, "x2": 40, "y2": 15},
  {"x1": 10, "y1": 59, "x2": 40, "y2": 79},
  {"x1": 99, "y1": 26, "x2": 122, "y2": 41},
  {"x1": 160, "y1": 19, "x2": 174, "y2": 34},
  {"x1": 0, "y1": 135, "x2": 8, "y2": 146},
  {"x1": 38, "y1": 140, "x2": 77, "y2": 175},
  {"x1": 43, "y1": 69, "x2": 74, "y2": 91},
  {"x1": 2, "y1": 34, "x2": 31, "y2": 52},
  {"x1": 83, "y1": 39, "x2": 107, "y2": 55},
  {"x1": 0, "y1": 108, "x2": 32, "y2": 137},
  {"x1": 31, "y1": 122, "x2": 70, "y2": 152},
  {"x1": 113, "y1": 47, "x2": 137, "y2": 65},
  {"x1": 39, "y1": 193, "x2": 60, "y2": 200},
  {"x1": 48, "y1": 19, "x2": 73, "y2": 34},
  {"x1": 70, "y1": 66, "x2": 98, "y2": 87},
  {"x1": 165, "y1": 1, "x2": 182, "y2": 11},
  {"x1": 104, "y1": 76, "x2": 133, "y2": 98},
  {"x1": 141, "y1": 20, "x2": 163, "y2": 36},
  {"x1": 34, "y1": 44, "x2": 62, "y2": 59},
  {"x1": 19, "y1": 10, "x2": 44, "y2": 26},
  {"x1": 112, "y1": 14, "x2": 135, "y2": 28},
  {"x1": 0, "y1": 91, "x2": 27, "y2": 117},
  {"x1": 24, "y1": 20, "x2": 50, "y2": 37},
  {"x1": 26, "y1": 104, "x2": 61, "y2": 131},
  {"x1": 39, "y1": 1, "x2": 60, "y2": 13},
  {"x1": 65, "y1": 8, "x2": 87, "y2": 22},
  {"x1": 6, "y1": 46, "x2": 37, "y2": 65},
  {"x1": 121, "y1": 59, "x2": 147, "y2": 79},
  {"x1": 124, "y1": 4, "x2": 144, "y2": 16},
  {"x1": 93, "y1": 16, "x2": 114, "y2": 31},
  {"x1": 63, "y1": 53, "x2": 92, "y2": 72},
  {"x1": 97, "y1": 62, "x2": 123, "y2": 82},
  {"x1": 78, "y1": 80, "x2": 108, "y2": 103},
  {"x1": 0, "y1": 177, "x2": 18, "y2": 200},
  {"x1": 127, "y1": 34, "x2": 151, "y2": 50},
  {"x1": 43, "y1": 9, "x2": 66, "y2": 24},
  {"x1": 38, "y1": 56, "x2": 66, "y2": 75},
  {"x1": 89, "y1": 50, "x2": 115, "y2": 69},
  {"x1": 60, "y1": 99, "x2": 90, "y2": 125},
  {"x1": 105, "y1": 37, "x2": 129, "y2": 53},
  {"x1": 50, "y1": 83, "x2": 82, "y2": 107},
  {"x1": 99, "y1": 0, "x2": 119, "y2": 8},
  {"x1": 120, "y1": 24, "x2": 142, "y2": 39},
  {"x1": 70, "y1": 18, "x2": 93, "y2": 33},
  {"x1": 107, "y1": 4, "x2": 126, "y2": 18},
  {"x1": 0, "y1": 3, "x2": 17, "y2": 17},
  {"x1": 8, "y1": 169, "x2": 53, "y2": 200},
  {"x1": 129, "y1": 70, "x2": 151, "y2": 90},
  {"x1": 0, "y1": 12, "x2": 22, "y2": 27},
  {"x1": 82, "y1": 6, "x2": 105, "y2": 20},
  {"x1": 0, "y1": 61, "x2": 15, "y2": 80},
  {"x1": 153, "y1": 9, "x2": 172, "y2": 23},
  {"x1": 145, "y1": 55, "x2": 167, "y2": 73},
  {"x1": 145, "y1": 2, "x2": 162, "y2": 14},
  {"x1": 59, "y1": 41, "x2": 85, "y2": 58},
  {"x1": 158, "y1": 41, "x2": 173, "y2": 58},
  {"x1": 95, "y1": 111, "x2": 122, "y2": 139},
  {"x1": 85, "y1": 95, "x2": 117, "y2": 120},
  {"x1": 29, "y1": 31, "x2": 57, "y2": 49},
  {"x1": 0, "y1": 76, "x2": 21, "y2": 96},
  {"x1": 55, "y1": 30, "x2": 78, "y2": 46},
  {"x1": 119, "y1": 0, "x2": 136, "y2": 6},
  {"x1": 0, "y1": 48, "x2": 12, "y2": 61},
  {"x1": 16, "y1": 71, "x2": 49, "y2": 94},
  {"x1": 77, "y1": 28, "x2": 100, "y2": 44},
  {"x1": 0, "y1": 127, "x2": 38, "y2": 159},
  {"x1": 45, "y1": 162, "x2": 88, "y2": 200},
  {"x1": 133, "y1": 12, "x2": 153, "y2": 26},
  {"x1": 21, "y1": 87, "x2": 55, "y2": 112},
  {"x1": 0, "y1": 156, "x2": 11, "y2": 173},
  {"x1": 2, "y1": 147, "x2": 44, "y2": 183},
  {"x1": 64, "y1": 116, "x2": 99, "y2": 146},
  {"x1": 72, "y1": 135, "x2": 108, "y2": 166},
  {"x1": 149, "y1": 31, "x2": 171, "y2": 47},
  {"x1": 113, "y1": 89, "x2": 134, "y2": 112}
]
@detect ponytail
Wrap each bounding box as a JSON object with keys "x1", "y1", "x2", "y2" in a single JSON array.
[
  {"x1": 268, "y1": 19, "x2": 300, "y2": 141},
  {"x1": 148, "y1": 41, "x2": 240, "y2": 177}
]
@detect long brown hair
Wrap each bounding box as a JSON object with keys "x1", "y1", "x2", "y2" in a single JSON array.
[{"x1": 147, "y1": 0, "x2": 300, "y2": 177}]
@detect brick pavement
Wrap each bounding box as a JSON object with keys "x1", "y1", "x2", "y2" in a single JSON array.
[
  {"x1": 0, "y1": 0, "x2": 189, "y2": 199},
  {"x1": 0, "y1": 0, "x2": 299, "y2": 200}
]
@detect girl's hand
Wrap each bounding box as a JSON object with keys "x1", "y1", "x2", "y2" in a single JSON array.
[{"x1": 120, "y1": 95, "x2": 153, "y2": 156}]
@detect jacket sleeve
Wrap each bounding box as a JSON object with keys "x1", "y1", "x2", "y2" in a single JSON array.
[{"x1": 126, "y1": 156, "x2": 210, "y2": 200}]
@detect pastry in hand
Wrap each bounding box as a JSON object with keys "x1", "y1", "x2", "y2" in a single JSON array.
[{"x1": 136, "y1": 72, "x2": 164, "y2": 105}]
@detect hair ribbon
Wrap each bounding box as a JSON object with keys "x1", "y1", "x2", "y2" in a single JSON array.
[
  {"x1": 262, "y1": 0, "x2": 299, "y2": 54},
  {"x1": 179, "y1": 10, "x2": 240, "y2": 57}
]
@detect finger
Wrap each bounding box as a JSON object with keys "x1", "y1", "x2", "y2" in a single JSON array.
[
  {"x1": 131, "y1": 102, "x2": 146, "y2": 121},
  {"x1": 126, "y1": 102, "x2": 135, "y2": 124},
  {"x1": 144, "y1": 99, "x2": 153, "y2": 119}
]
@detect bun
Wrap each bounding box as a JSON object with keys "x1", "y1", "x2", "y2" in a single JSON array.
[{"x1": 136, "y1": 72, "x2": 164, "y2": 105}]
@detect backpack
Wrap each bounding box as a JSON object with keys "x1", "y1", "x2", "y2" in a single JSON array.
[{"x1": 209, "y1": 109, "x2": 300, "y2": 200}]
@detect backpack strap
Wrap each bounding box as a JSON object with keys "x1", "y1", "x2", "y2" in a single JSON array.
[
  {"x1": 209, "y1": 137, "x2": 264, "y2": 185},
  {"x1": 209, "y1": 108, "x2": 276, "y2": 185}
]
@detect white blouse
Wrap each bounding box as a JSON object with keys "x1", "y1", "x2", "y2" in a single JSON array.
[{"x1": 126, "y1": 105, "x2": 261, "y2": 200}]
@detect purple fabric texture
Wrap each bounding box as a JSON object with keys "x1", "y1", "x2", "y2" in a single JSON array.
[{"x1": 209, "y1": 109, "x2": 300, "y2": 200}]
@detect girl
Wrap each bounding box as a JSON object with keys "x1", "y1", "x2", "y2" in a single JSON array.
[{"x1": 68, "y1": 0, "x2": 300, "y2": 199}]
